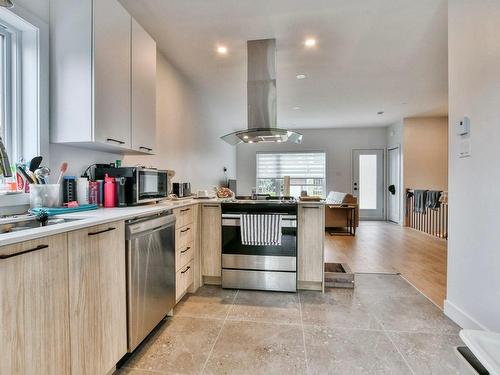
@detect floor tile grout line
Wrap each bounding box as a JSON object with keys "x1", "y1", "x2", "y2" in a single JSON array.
[
  {"x1": 367, "y1": 306, "x2": 417, "y2": 375},
  {"x1": 383, "y1": 330, "x2": 417, "y2": 375},
  {"x1": 297, "y1": 292, "x2": 310, "y2": 375},
  {"x1": 199, "y1": 289, "x2": 239, "y2": 375}
]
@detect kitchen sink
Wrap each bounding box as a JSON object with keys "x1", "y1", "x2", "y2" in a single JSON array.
[{"x1": 0, "y1": 216, "x2": 83, "y2": 234}]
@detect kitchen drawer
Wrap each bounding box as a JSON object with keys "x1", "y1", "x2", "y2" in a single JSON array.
[
  {"x1": 176, "y1": 260, "x2": 194, "y2": 301},
  {"x1": 176, "y1": 241, "x2": 194, "y2": 271},
  {"x1": 173, "y1": 205, "x2": 194, "y2": 229},
  {"x1": 176, "y1": 225, "x2": 194, "y2": 250}
]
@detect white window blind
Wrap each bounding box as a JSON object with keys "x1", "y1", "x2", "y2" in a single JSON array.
[
  {"x1": 257, "y1": 152, "x2": 326, "y2": 178},
  {"x1": 256, "y1": 152, "x2": 326, "y2": 197}
]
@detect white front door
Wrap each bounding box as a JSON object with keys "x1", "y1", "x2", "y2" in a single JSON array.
[
  {"x1": 352, "y1": 149, "x2": 385, "y2": 220},
  {"x1": 387, "y1": 146, "x2": 401, "y2": 223}
]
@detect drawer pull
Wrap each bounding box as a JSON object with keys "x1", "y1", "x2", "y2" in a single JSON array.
[
  {"x1": 0, "y1": 244, "x2": 49, "y2": 259},
  {"x1": 181, "y1": 266, "x2": 191, "y2": 274},
  {"x1": 180, "y1": 208, "x2": 191, "y2": 213},
  {"x1": 180, "y1": 246, "x2": 191, "y2": 254},
  {"x1": 203, "y1": 204, "x2": 219, "y2": 208},
  {"x1": 180, "y1": 227, "x2": 190, "y2": 233},
  {"x1": 139, "y1": 146, "x2": 153, "y2": 152},
  {"x1": 106, "y1": 138, "x2": 125, "y2": 145},
  {"x1": 88, "y1": 227, "x2": 116, "y2": 236}
]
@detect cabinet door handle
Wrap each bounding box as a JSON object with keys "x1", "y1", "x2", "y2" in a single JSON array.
[
  {"x1": 106, "y1": 138, "x2": 125, "y2": 145},
  {"x1": 180, "y1": 227, "x2": 190, "y2": 233},
  {"x1": 139, "y1": 146, "x2": 153, "y2": 152},
  {"x1": 180, "y1": 208, "x2": 190, "y2": 213},
  {"x1": 0, "y1": 244, "x2": 49, "y2": 259},
  {"x1": 181, "y1": 266, "x2": 191, "y2": 274},
  {"x1": 203, "y1": 204, "x2": 219, "y2": 208},
  {"x1": 88, "y1": 227, "x2": 116, "y2": 236},
  {"x1": 180, "y1": 246, "x2": 191, "y2": 254}
]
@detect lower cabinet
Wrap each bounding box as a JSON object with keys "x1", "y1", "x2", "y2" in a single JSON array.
[
  {"x1": 176, "y1": 260, "x2": 194, "y2": 301},
  {"x1": 298, "y1": 204, "x2": 325, "y2": 289},
  {"x1": 173, "y1": 204, "x2": 198, "y2": 301},
  {"x1": 201, "y1": 203, "x2": 221, "y2": 280},
  {"x1": 0, "y1": 234, "x2": 71, "y2": 375},
  {"x1": 68, "y1": 221, "x2": 127, "y2": 375}
]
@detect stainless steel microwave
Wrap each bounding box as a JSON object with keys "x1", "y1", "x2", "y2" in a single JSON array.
[{"x1": 95, "y1": 167, "x2": 173, "y2": 205}]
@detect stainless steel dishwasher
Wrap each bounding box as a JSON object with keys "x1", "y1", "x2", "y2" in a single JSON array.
[{"x1": 125, "y1": 211, "x2": 176, "y2": 352}]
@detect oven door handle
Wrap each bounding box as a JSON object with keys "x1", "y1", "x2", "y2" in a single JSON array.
[{"x1": 222, "y1": 217, "x2": 297, "y2": 228}]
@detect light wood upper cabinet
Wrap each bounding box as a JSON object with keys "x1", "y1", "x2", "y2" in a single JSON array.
[
  {"x1": 298, "y1": 204, "x2": 325, "y2": 285},
  {"x1": 201, "y1": 204, "x2": 222, "y2": 278},
  {"x1": 93, "y1": 0, "x2": 131, "y2": 148},
  {"x1": 131, "y1": 18, "x2": 157, "y2": 154},
  {"x1": 51, "y1": 0, "x2": 156, "y2": 154},
  {"x1": 0, "y1": 234, "x2": 70, "y2": 375},
  {"x1": 68, "y1": 221, "x2": 127, "y2": 375}
]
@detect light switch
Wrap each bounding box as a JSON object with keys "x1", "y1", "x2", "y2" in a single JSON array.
[
  {"x1": 457, "y1": 117, "x2": 470, "y2": 136},
  {"x1": 459, "y1": 139, "x2": 471, "y2": 158}
]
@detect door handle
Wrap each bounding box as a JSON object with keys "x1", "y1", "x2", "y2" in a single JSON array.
[
  {"x1": 0, "y1": 244, "x2": 49, "y2": 259},
  {"x1": 88, "y1": 227, "x2": 116, "y2": 236},
  {"x1": 106, "y1": 138, "x2": 125, "y2": 145}
]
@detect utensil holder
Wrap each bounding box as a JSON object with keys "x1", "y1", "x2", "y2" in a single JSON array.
[{"x1": 29, "y1": 184, "x2": 61, "y2": 208}]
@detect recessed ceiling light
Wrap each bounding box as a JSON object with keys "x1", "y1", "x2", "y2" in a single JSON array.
[
  {"x1": 248, "y1": 140, "x2": 253, "y2": 144},
  {"x1": 217, "y1": 46, "x2": 228, "y2": 54},
  {"x1": 277, "y1": 140, "x2": 282, "y2": 143},
  {"x1": 243, "y1": 135, "x2": 249, "y2": 140},
  {"x1": 304, "y1": 38, "x2": 317, "y2": 47},
  {"x1": 293, "y1": 106, "x2": 301, "y2": 110},
  {"x1": 296, "y1": 74, "x2": 306, "y2": 80},
  {"x1": 377, "y1": 111, "x2": 384, "y2": 115}
]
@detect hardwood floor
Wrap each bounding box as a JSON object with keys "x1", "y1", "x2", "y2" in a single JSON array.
[{"x1": 325, "y1": 221, "x2": 447, "y2": 308}]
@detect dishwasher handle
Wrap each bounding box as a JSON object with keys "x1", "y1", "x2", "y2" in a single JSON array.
[{"x1": 126, "y1": 213, "x2": 176, "y2": 239}]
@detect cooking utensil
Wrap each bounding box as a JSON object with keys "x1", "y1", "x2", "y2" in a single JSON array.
[
  {"x1": 29, "y1": 156, "x2": 43, "y2": 172},
  {"x1": 56, "y1": 162, "x2": 68, "y2": 184},
  {"x1": 34, "y1": 167, "x2": 50, "y2": 184},
  {"x1": 16, "y1": 165, "x2": 35, "y2": 184}
]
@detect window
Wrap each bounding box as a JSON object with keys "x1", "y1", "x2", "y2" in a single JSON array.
[
  {"x1": 0, "y1": 20, "x2": 19, "y2": 165},
  {"x1": 0, "y1": 7, "x2": 49, "y2": 176},
  {"x1": 256, "y1": 152, "x2": 326, "y2": 197}
]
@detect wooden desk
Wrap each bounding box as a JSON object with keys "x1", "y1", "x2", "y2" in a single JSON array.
[{"x1": 326, "y1": 204, "x2": 357, "y2": 236}]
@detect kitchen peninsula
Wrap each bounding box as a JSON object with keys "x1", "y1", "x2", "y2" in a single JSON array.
[{"x1": 0, "y1": 197, "x2": 324, "y2": 374}]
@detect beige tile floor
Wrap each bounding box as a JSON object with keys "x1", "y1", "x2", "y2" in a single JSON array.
[{"x1": 116, "y1": 274, "x2": 463, "y2": 375}]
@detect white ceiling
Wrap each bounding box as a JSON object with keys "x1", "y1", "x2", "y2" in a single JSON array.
[{"x1": 120, "y1": 0, "x2": 448, "y2": 131}]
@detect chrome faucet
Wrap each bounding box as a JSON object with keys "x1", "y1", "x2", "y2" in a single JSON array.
[{"x1": 0, "y1": 137, "x2": 12, "y2": 177}]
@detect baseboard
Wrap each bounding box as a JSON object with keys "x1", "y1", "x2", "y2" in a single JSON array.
[
  {"x1": 297, "y1": 281, "x2": 323, "y2": 291},
  {"x1": 444, "y1": 299, "x2": 488, "y2": 330},
  {"x1": 203, "y1": 276, "x2": 221, "y2": 285}
]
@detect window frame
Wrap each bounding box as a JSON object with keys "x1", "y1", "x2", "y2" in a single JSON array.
[
  {"x1": 0, "y1": 22, "x2": 22, "y2": 164},
  {"x1": 0, "y1": 5, "x2": 49, "y2": 169},
  {"x1": 256, "y1": 151, "x2": 327, "y2": 197}
]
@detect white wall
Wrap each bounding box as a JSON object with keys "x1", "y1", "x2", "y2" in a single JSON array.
[
  {"x1": 445, "y1": 1, "x2": 500, "y2": 331},
  {"x1": 123, "y1": 53, "x2": 236, "y2": 191},
  {"x1": 16, "y1": 0, "x2": 48, "y2": 21},
  {"x1": 236, "y1": 127, "x2": 388, "y2": 196}
]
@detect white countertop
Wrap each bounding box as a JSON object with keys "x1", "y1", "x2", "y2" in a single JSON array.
[
  {"x1": 0, "y1": 199, "x2": 203, "y2": 247},
  {"x1": 0, "y1": 198, "x2": 325, "y2": 247}
]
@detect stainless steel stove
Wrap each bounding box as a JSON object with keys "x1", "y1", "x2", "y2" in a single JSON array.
[{"x1": 221, "y1": 201, "x2": 298, "y2": 292}]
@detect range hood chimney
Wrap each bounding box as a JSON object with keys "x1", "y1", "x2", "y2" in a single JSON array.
[{"x1": 221, "y1": 39, "x2": 303, "y2": 145}]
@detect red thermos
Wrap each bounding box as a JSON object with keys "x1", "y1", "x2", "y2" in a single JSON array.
[{"x1": 104, "y1": 174, "x2": 116, "y2": 208}]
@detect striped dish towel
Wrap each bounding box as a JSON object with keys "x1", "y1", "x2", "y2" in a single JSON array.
[{"x1": 240, "y1": 214, "x2": 282, "y2": 246}]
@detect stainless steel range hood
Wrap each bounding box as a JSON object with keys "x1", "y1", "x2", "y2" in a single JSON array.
[{"x1": 221, "y1": 39, "x2": 303, "y2": 145}]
